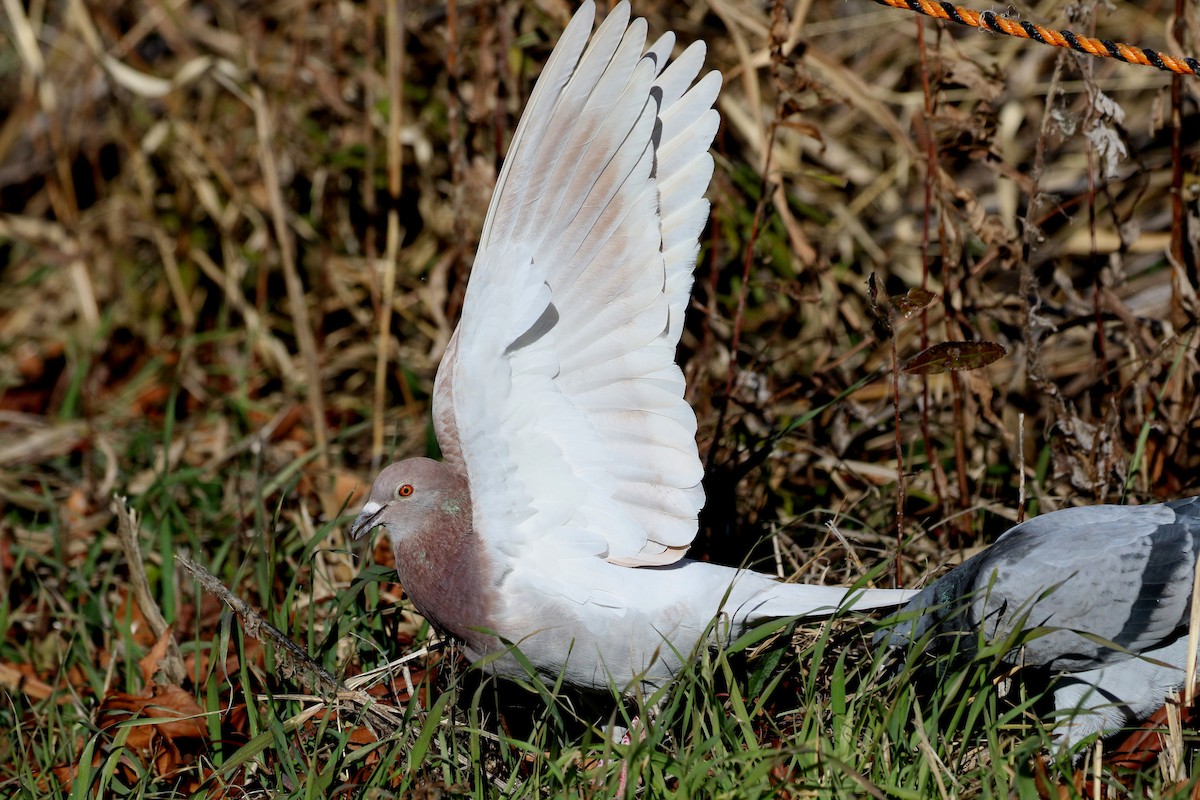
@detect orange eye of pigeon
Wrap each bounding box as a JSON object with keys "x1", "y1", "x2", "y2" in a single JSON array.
[{"x1": 397, "y1": 484, "x2": 414, "y2": 498}]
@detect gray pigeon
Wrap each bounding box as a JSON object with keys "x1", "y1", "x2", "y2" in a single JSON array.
[
  {"x1": 350, "y1": 1, "x2": 914, "y2": 694},
  {"x1": 876, "y1": 497, "x2": 1200, "y2": 750}
]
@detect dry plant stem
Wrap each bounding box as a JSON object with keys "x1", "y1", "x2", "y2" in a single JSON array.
[
  {"x1": 174, "y1": 551, "x2": 402, "y2": 737},
  {"x1": 1080, "y1": 21, "x2": 1112, "y2": 406},
  {"x1": 709, "y1": 124, "x2": 778, "y2": 471},
  {"x1": 363, "y1": 7, "x2": 379, "y2": 265},
  {"x1": 916, "y1": 17, "x2": 970, "y2": 519},
  {"x1": 364, "y1": 5, "x2": 381, "y2": 464},
  {"x1": 111, "y1": 496, "x2": 186, "y2": 685},
  {"x1": 152, "y1": 227, "x2": 196, "y2": 332},
  {"x1": 251, "y1": 85, "x2": 330, "y2": 476},
  {"x1": 1170, "y1": 0, "x2": 1196, "y2": 286},
  {"x1": 914, "y1": 15, "x2": 942, "y2": 523},
  {"x1": 950, "y1": 371, "x2": 969, "y2": 506},
  {"x1": 911, "y1": 699, "x2": 952, "y2": 800},
  {"x1": 1020, "y1": 48, "x2": 1068, "y2": 415},
  {"x1": 891, "y1": 332, "x2": 905, "y2": 586},
  {"x1": 711, "y1": 0, "x2": 776, "y2": 435},
  {"x1": 372, "y1": 0, "x2": 406, "y2": 471},
  {"x1": 11, "y1": 0, "x2": 100, "y2": 334},
  {"x1": 768, "y1": 1, "x2": 817, "y2": 266},
  {"x1": 1163, "y1": 694, "x2": 1186, "y2": 782},
  {"x1": 445, "y1": 0, "x2": 468, "y2": 274}
]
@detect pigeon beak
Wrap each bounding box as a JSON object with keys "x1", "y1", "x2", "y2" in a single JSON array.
[{"x1": 349, "y1": 501, "x2": 385, "y2": 541}]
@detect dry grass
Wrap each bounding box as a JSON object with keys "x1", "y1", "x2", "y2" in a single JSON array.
[{"x1": 1, "y1": 0, "x2": 1199, "y2": 796}]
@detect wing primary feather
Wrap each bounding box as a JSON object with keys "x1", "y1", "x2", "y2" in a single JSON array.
[
  {"x1": 480, "y1": 2, "x2": 597, "y2": 249},
  {"x1": 510, "y1": 8, "x2": 641, "y2": 248}
]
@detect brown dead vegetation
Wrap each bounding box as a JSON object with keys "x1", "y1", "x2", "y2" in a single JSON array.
[{"x1": 1, "y1": 0, "x2": 1198, "y2": 794}]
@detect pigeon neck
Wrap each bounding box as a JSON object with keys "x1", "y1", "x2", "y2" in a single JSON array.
[{"x1": 391, "y1": 475, "x2": 499, "y2": 655}]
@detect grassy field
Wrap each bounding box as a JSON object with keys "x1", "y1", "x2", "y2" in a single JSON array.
[{"x1": 2, "y1": 0, "x2": 1199, "y2": 796}]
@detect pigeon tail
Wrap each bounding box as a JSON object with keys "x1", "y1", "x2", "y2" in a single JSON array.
[{"x1": 730, "y1": 574, "x2": 914, "y2": 624}]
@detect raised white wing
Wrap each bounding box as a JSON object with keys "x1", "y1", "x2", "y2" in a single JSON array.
[{"x1": 432, "y1": 1, "x2": 720, "y2": 581}]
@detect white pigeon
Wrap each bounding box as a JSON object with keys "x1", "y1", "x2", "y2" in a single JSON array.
[
  {"x1": 875, "y1": 497, "x2": 1200, "y2": 750},
  {"x1": 351, "y1": 1, "x2": 915, "y2": 693}
]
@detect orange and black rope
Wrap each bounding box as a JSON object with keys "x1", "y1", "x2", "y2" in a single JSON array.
[{"x1": 873, "y1": 0, "x2": 1199, "y2": 77}]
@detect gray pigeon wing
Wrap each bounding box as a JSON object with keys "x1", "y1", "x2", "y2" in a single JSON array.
[
  {"x1": 882, "y1": 499, "x2": 1200, "y2": 672},
  {"x1": 967, "y1": 499, "x2": 1199, "y2": 670}
]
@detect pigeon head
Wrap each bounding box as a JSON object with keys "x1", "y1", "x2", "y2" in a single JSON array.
[
  {"x1": 349, "y1": 457, "x2": 471, "y2": 548},
  {"x1": 875, "y1": 584, "x2": 947, "y2": 649},
  {"x1": 349, "y1": 457, "x2": 495, "y2": 653},
  {"x1": 873, "y1": 567, "x2": 981, "y2": 657}
]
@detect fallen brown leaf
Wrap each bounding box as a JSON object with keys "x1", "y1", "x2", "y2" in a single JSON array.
[{"x1": 99, "y1": 684, "x2": 208, "y2": 750}]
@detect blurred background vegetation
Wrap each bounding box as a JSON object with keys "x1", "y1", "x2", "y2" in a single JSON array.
[{"x1": 1, "y1": 0, "x2": 1198, "y2": 795}]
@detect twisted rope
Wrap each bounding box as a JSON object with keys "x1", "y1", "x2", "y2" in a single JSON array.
[{"x1": 873, "y1": 0, "x2": 1199, "y2": 77}]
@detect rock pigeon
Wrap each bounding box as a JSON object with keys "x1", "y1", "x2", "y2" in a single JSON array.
[
  {"x1": 875, "y1": 497, "x2": 1200, "y2": 750},
  {"x1": 350, "y1": 1, "x2": 914, "y2": 692}
]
